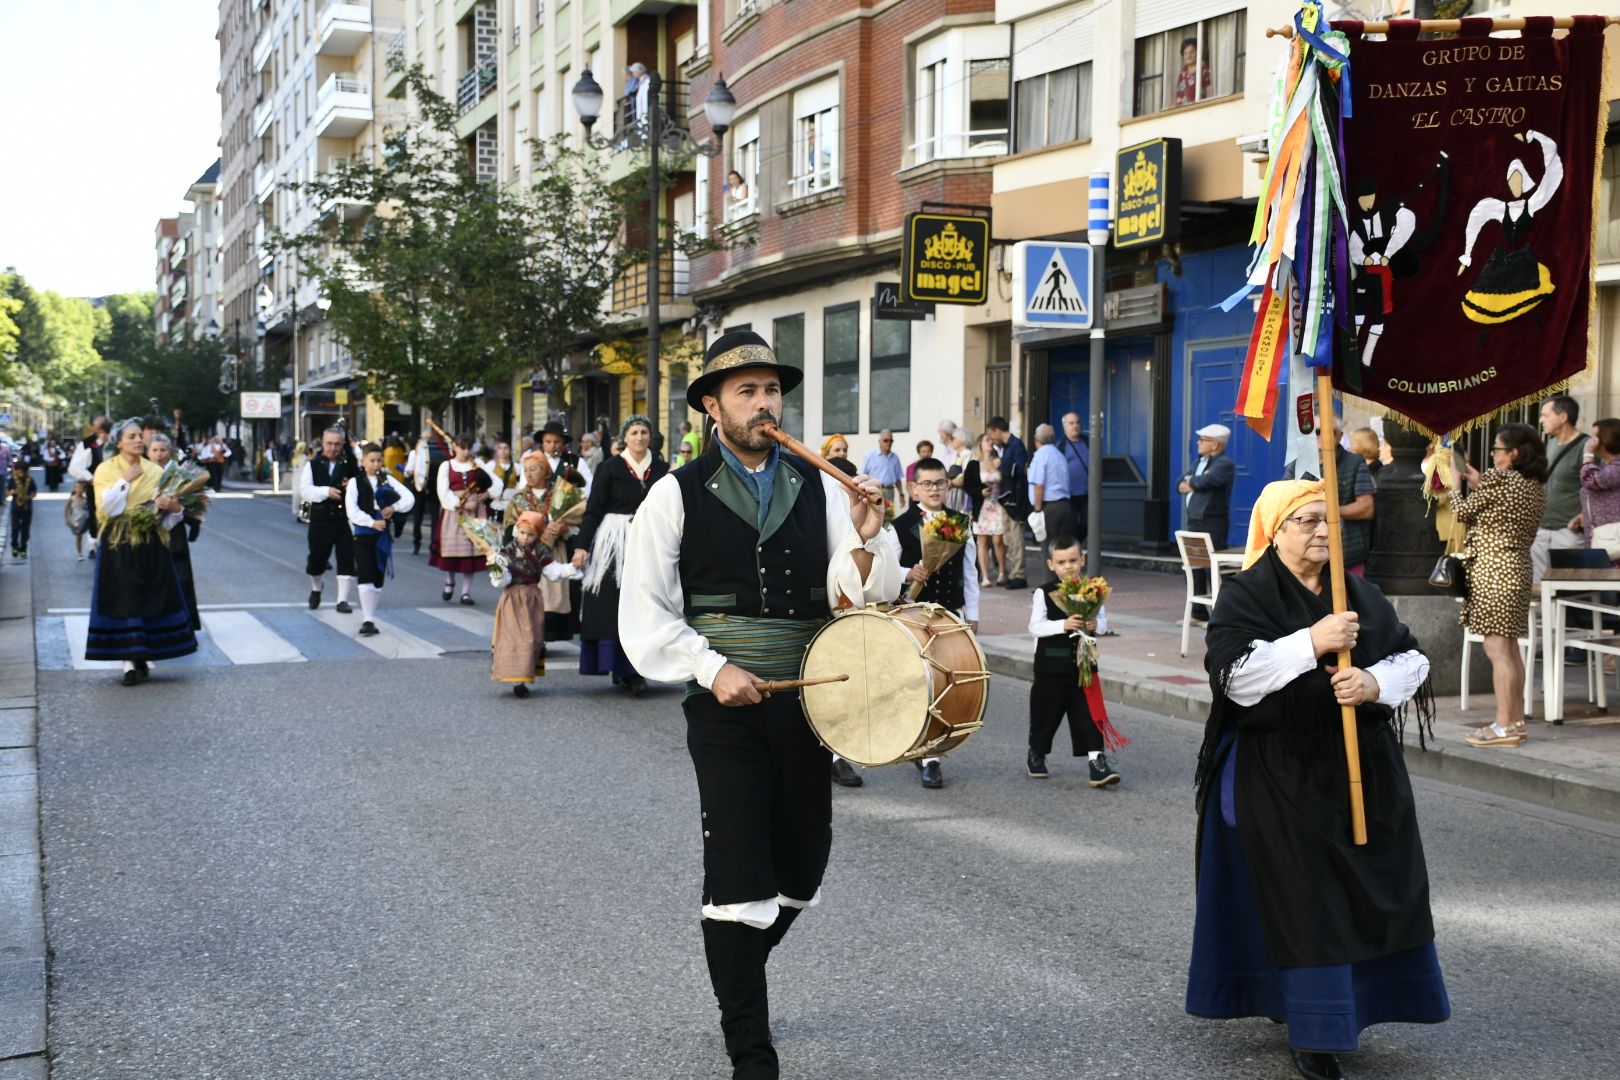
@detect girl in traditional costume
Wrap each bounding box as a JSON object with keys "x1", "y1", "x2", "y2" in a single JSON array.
[
  {"x1": 572, "y1": 414, "x2": 668, "y2": 694},
  {"x1": 1187, "y1": 480, "x2": 1448, "y2": 1080},
  {"x1": 346, "y1": 442, "x2": 415, "y2": 637},
  {"x1": 1457, "y1": 128, "x2": 1562, "y2": 326},
  {"x1": 430, "y1": 433, "x2": 501, "y2": 605},
  {"x1": 492, "y1": 510, "x2": 552, "y2": 696},
  {"x1": 87, "y1": 419, "x2": 199, "y2": 685}
]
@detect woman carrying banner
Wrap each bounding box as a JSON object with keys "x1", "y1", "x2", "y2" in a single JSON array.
[{"x1": 1187, "y1": 479, "x2": 1448, "y2": 1080}]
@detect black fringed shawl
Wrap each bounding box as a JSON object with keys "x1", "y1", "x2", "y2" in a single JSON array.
[{"x1": 1194, "y1": 546, "x2": 1439, "y2": 969}]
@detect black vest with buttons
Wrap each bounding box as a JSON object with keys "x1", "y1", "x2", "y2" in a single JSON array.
[
  {"x1": 673, "y1": 443, "x2": 829, "y2": 619},
  {"x1": 1032, "y1": 590, "x2": 1082, "y2": 677},
  {"x1": 893, "y1": 504, "x2": 966, "y2": 614},
  {"x1": 309, "y1": 455, "x2": 357, "y2": 520}
]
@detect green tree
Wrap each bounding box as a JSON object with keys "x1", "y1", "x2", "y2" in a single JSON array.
[
  {"x1": 96, "y1": 292, "x2": 156, "y2": 368},
  {"x1": 1, "y1": 272, "x2": 107, "y2": 415},
  {"x1": 108, "y1": 330, "x2": 232, "y2": 430}
]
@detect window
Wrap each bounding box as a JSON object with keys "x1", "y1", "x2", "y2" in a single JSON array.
[
  {"x1": 914, "y1": 60, "x2": 946, "y2": 164},
  {"x1": 727, "y1": 112, "x2": 759, "y2": 220},
  {"x1": 869, "y1": 314, "x2": 910, "y2": 433},
  {"x1": 908, "y1": 27, "x2": 1010, "y2": 166},
  {"x1": 967, "y1": 59, "x2": 1010, "y2": 153},
  {"x1": 694, "y1": 159, "x2": 710, "y2": 238},
  {"x1": 773, "y1": 314, "x2": 805, "y2": 440},
  {"x1": 1014, "y1": 62, "x2": 1091, "y2": 153},
  {"x1": 822, "y1": 304, "x2": 860, "y2": 434},
  {"x1": 791, "y1": 78, "x2": 839, "y2": 199},
  {"x1": 1133, "y1": 9, "x2": 1245, "y2": 116}
]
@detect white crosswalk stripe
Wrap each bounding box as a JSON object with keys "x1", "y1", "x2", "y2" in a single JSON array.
[
  {"x1": 309, "y1": 609, "x2": 443, "y2": 660},
  {"x1": 60, "y1": 616, "x2": 124, "y2": 671},
  {"x1": 416, "y1": 606, "x2": 497, "y2": 638},
  {"x1": 202, "y1": 610, "x2": 308, "y2": 665}
]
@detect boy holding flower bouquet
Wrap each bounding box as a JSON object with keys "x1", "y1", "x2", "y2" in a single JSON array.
[
  {"x1": 894, "y1": 457, "x2": 979, "y2": 789},
  {"x1": 1027, "y1": 535, "x2": 1127, "y2": 787}
]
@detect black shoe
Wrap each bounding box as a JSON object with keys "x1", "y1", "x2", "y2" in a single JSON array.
[
  {"x1": 513, "y1": 683, "x2": 530, "y2": 698},
  {"x1": 134, "y1": 660, "x2": 149, "y2": 679},
  {"x1": 358, "y1": 621, "x2": 379, "y2": 636},
  {"x1": 335, "y1": 600, "x2": 353, "y2": 614},
  {"x1": 460, "y1": 595, "x2": 474, "y2": 606},
  {"x1": 1089, "y1": 754, "x2": 1121, "y2": 788},
  {"x1": 1004, "y1": 577, "x2": 1027, "y2": 589},
  {"x1": 1290, "y1": 1049, "x2": 1344, "y2": 1080},
  {"x1": 830, "y1": 758, "x2": 864, "y2": 787},
  {"x1": 308, "y1": 590, "x2": 322, "y2": 609},
  {"x1": 1026, "y1": 750, "x2": 1049, "y2": 779},
  {"x1": 121, "y1": 670, "x2": 139, "y2": 687},
  {"x1": 442, "y1": 585, "x2": 453, "y2": 601},
  {"x1": 413, "y1": 543, "x2": 422, "y2": 555},
  {"x1": 629, "y1": 675, "x2": 646, "y2": 698},
  {"x1": 920, "y1": 760, "x2": 943, "y2": 788}
]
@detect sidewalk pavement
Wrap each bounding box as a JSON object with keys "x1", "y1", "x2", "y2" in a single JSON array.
[
  {"x1": 974, "y1": 555, "x2": 1620, "y2": 825},
  {"x1": 0, "y1": 546, "x2": 47, "y2": 1078}
]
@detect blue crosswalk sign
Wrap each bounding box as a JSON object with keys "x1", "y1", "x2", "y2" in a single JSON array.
[{"x1": 1012, "y1": 241, "x2": 1093, "y2": 330}]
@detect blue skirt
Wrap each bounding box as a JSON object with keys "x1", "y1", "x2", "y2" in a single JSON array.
[
  {"x1": 578, "y1": 638, "x2": 637, "y2": 681},
  {"x1": 85, "y1": 534, "x2": 199, "y2": 663},
  {"x1": 1186, "y1": 737, "x2": 1450, "y2": 1053}
]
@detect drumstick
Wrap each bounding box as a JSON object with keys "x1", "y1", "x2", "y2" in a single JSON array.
[
  {"x1": 758, "y1": 422, "x2": 885, "y2": 507},
  {"x1": 758, "y1": 674, "x2": 850, "y2": 693}
]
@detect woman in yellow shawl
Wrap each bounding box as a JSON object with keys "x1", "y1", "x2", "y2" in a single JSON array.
[{"x1": 87, "y1": 418, "x2": 199, "y2": 685}]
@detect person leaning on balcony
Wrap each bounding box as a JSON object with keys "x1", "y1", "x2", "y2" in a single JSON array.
[{"x1": 724, "y1": 170, "x2": 750, "y2": 211}]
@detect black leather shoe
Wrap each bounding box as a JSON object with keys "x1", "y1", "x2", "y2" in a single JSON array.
[
  {"x1": 358, "y1": 621, "x2": 379, "y2": 637},
  {"x1": 442, "y1": 585, "x2": 453, "y2": 601},
  {"x1": 629, "y1": 675, "x2": 646, "y2": 698},
  {"x1": 460, "y1": 595, "x2": 475, "y2": 606},
  {"x1": 1290, "y1": 1049, "x2": 1344, "y2": 1080},
  {"x1": 1004, "y1": 577, "x2": 1027, "y2": 589},
  {"x1": 121, "y1": 670, "x2": 139, "y2": 687},
  {"x1": 830, "y1": 758, "x2": 864, "y2": 787},
  {"x1": 133, "y1": 660, "x2": 149, "y2": 680},
  {"x1": 1026, "y1": 750, "x2": 1049, "y2": 779},
  {"x1": 920, "y1": 760, "x2": 943, "y2": 788},
  {"x1": 513, "y1": 683, "x2": 530, "y2": 698},
  {"x1": 335, "y1": 601, "x2": 353, "y2": 614},
  {"x1": 308, "y1": 590, "x2": 321, "y2": 609}
]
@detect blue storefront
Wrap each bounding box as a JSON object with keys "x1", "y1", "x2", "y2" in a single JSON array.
[{"x1": 1030, "y1": 244, "x2": 1286, "y2": 551}]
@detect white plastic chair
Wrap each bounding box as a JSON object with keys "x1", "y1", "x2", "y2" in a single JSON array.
[
  {"x1": 1459, "y1": 600, "x2": 1537, "y2": 719},
  {"x1": 1175, "y1": 530, "x2": 1220, "y2": 657}
]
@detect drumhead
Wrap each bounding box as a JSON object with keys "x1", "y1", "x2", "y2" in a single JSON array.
[{"x1": 800, "y1": 609, "x2": 930, "y2": 766}]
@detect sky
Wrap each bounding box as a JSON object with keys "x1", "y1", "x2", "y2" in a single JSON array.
[{"x1": 0, "y1": 1, "x2": 223, "y2": 299}]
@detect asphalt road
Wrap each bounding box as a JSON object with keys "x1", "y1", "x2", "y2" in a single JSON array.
[{"x1": 31, "y1": 495, "x2": 1620, "y2": 1079}]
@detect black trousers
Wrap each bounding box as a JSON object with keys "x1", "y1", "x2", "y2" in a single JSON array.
[
  {"x1": 306, "y1": 513, "x2": 356, "y2": 578},
  {"x1": 1186, "y1": 514, "x2": 1229, "y2": 621},
  {"x1": 9, "y1": 506, "x2": 30, "y2": 552},
  {"x1": 353, "y1": 533, "x2": 386, "y2": 588},
  {"x1": 685, "y1": 691, "x2": 832, "y2": 907},
  {"x1": 410, "y1": 484, "x2": 437, "y2": 547},
  {"x1": 1029, "y1": 672, "x2": 1102, "y2": 756},
  {"x1": 1066, "y1": 495, "x2": 1090, "y2": 543}
]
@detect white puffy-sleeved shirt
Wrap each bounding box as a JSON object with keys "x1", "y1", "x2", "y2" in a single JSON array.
[
  {"x1": 619, "y1": 470, "x2": 903, "y2": 690},
  {"x1": 1223, "y1": 628, "x2": 1430, "y2": 709},
  {"x1": 344, "y1": 472, "x2": 416, "y2": 530}
]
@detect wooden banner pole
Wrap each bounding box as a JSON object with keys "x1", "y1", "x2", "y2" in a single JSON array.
[
  {"x1": 1267, "y1": 14, "x2": 1619, "y2": 38},
  {"x1": 1315, "y1": 373, "x2": 1370, "y2": 847}
]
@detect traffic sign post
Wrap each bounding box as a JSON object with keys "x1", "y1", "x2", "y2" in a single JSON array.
[
  {"x1": 1086, "y1": 169, "x2": 1110, "y2": 578},
  {"x1": 1012, "y1": 242, "x2": 1093, "y2": 330}
]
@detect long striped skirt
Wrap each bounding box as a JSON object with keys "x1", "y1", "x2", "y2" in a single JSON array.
[{"x1": 85, "y1": 533, "x2": 200, "y2": 662}]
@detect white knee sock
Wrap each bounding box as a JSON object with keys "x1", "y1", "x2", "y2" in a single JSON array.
[
  {"x1": 1088, "y1": 751, "x2": 1101, "y2": 761},
  {"x1": 123, "y1": 660, "x2": 136, "y2": 673},
  {"x1": 336, "y1": 575, "x2": 355, "y2": 604},
  {"x1": 309, "y1": 575, "x2": 323, "y2": 592},
  {"x1": 459, "y1": 572, "x2": 474, "y2": 597},
  {"x1": 359, "y1": 583, "x2": 380, "y2": 621}
]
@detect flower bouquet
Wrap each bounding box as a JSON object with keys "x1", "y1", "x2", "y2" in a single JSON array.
[
  {"x1": 905, "y1": 509, "x2": 974, "y2": 601},
  {"x1": 157, "y1": 459, "x2": 213, "y2": 521},
  {"x1": 547, "y1": 470, "x2": 589, "y2": 532},
  {"x1": 1049, "y1": 575, "x2": 1128, "y2": 751}
]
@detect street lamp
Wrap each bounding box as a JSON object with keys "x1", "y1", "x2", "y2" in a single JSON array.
[{"x1": 572, "y1": 68, "x2": 734, "y2": 442}]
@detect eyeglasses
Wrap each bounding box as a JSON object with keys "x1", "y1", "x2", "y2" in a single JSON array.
[
  {"x1": 1491, "y1": 445, "x2": 1509, "y2": 454},
  {"x1": 914, "y1": 479, "x2": 949, "y2": 490},
  {"x1": 1283, "y1": 514, "x2": 1329, "y2": 532}
]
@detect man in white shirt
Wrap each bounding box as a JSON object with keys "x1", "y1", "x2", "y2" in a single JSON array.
[
  {"x1": 67, "y1": 416, "x2": 111, "y2": 546},
  {"x1": 403, "y1": 433, "x2": 438, "y2": 555},
  {"x1": 299, "y1": 427, "x2": 360, "y2": 611},
  {"x1": 620, "y1": 330, "x2": 900, "y2": 1080}
]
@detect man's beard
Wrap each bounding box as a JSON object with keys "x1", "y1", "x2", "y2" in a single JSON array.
[{"x1": 718, "y1": 406, "x2": 778, "y2": 453}]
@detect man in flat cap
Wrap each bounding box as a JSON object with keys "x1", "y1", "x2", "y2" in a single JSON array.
[
  {"x1": 621, "y1": 329, "x2": 902, "y2": 1079},
  {"x1": 1179, "y1": 423, "x2": 1235, "y2": 622}
]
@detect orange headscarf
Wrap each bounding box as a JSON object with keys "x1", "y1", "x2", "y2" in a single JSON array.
[
  {"x1": 1242, "y1": 479, "x2": 1327, "y2": 569},
  {"x1": 516, "y1": 510, "x2": 545, "y2": 535}
]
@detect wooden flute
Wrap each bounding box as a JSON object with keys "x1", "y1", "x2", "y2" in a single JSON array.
[{"x1": 757, "y1": 422, "x2": 885, "y2": 507}]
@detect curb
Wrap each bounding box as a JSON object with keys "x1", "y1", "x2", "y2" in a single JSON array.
[
  {"x1": 981, "y1": 646, "x2": 1620, "y2": 826},
  {"x1": 0, "y1": 557, "x2": 46, "y2": 1076}
]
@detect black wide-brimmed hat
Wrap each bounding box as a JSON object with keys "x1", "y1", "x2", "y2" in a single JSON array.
[{"x1": 685, "y1": 330, "x2": 804, "y2": 412}]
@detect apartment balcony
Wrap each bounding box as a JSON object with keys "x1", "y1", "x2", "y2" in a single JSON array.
[
  {"x1": 252, "y1": 95, "x2": 274, "y2": 138},
  {"x1": 610, "y1": 252, "x2": 694, "y2": 321},
  {"x1": 611, "y1": 0, "x2": 696, "y2": 28},
  {"x1": 320, "y1": 158, "x2": 369, "y2": 221},
  {"x1": 382, "y1": 30, "x2": 407, "y2": 98},
  {"x1": 610, "y1": 80, "x2": 689, "y2": 149},
  {"x1": 317, "y1": 0, "x2": 371, "y2": 55},
  {"x1": 457, "y1": 58, "x2": 498, "y2": 116},
  {"x1": 253, "y1": 161, "x2": 276, "y2": 203},
  {"x1": 251, "y1": 21, "x2": 274, "y2": 73},
  {"x1": 313, "y1": 73, "x2": 372, "y2": 138}
]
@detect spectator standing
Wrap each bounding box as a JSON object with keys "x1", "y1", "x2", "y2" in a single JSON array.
[
  {"x1": 1027, "y1": 424, "x2": 1073, "y2": 569},
  {"x1": 1178, "y1": 423, "x2": 1236, "y2": 620},
  {"x1": 1532, "y1": 394, "x2": 1586, "y2": 583},
  {"x1": 68, "y1": 416, "x2": 111, "y2": 548},
  {"x1": 1284, "y1": 420, "x2": 1375, "y2": 575},
  {"x1": 1455, "y1": 423, "x2": 1546, "y2": 748},
  {"x1": 680, "y1": 420, "x2": 702, "y2": 462},
  {"x1": 967, "y1": 434, "x2": 1007, "y2": 586},
  {"x1": 1058, "y1": 412, "x2": 1090, "y2": 543},
  {"x1": 860, "y1": 430, "x2": 905, "y2": 517},
  {"x1": 1578, "y1": 419, "x2": 1620, "y2": 562},
  {"x1": 1349, "y1": 426, "x2": 1384, "y2": 480},
  {"x1": 986, "y1": 416, "x2": 1030, "y2": 588},
  {"x1": 404, "y1": 432, "x2": 439, "y2": 551},
  {"x1": 821, "y1": 434, "x2": 849, "y2": 461},
  {"x1": 944, "y1": 427, "x2": 975, "y2": 516},
  {"x1": 905, "y1": 440, "x2": 935, "y2": 484}
]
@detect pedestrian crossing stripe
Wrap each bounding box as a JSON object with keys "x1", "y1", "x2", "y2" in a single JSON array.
[{"x1": 35, "y1": 607, "x2": 574, "y2": 672}]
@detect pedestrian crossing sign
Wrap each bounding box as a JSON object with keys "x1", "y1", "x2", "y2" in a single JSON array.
[{"x1": 1012, "y1": 241, "x2": 1093, "y2": 330}]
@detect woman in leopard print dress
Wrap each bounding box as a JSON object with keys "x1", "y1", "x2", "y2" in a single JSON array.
[{"x1": 1453, "y1": 423, "x2": 1546, "y2": 748}]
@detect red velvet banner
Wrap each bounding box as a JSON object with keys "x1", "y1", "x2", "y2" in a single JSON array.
[{"x1": 1335, "y1": 17, "x2": 1608, "y2": 434}]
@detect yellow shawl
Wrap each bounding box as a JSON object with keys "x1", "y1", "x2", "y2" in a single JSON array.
[{"x1": 93, "y1": 455, "x2": 163, "y2": 533}]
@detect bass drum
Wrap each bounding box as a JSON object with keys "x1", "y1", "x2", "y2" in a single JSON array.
[{"x1": 799, "y1": 603, "x2": 988, "y2": 767}]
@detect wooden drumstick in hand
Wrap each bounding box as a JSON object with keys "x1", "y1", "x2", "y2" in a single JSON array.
[{"x1": 757, "y1": 674, "x2": 850, "y2": 694}]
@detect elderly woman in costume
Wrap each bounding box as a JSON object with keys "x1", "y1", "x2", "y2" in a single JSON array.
[
  {"x1": 493, "y1": 510, "x2": 553, "y2": 697},
  {"x1": 571, "y1": 414, "x2": 669, "y2": 695},
  {"x1": 144, "y1": 432, "x2": 201, "y2": 633},
  {"x1": 88, "y1": 419, "x2": 199, "y2": 685},
  {"x1": 1187, "y1": 480, "x2": 1448, "y2": 1080}
]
